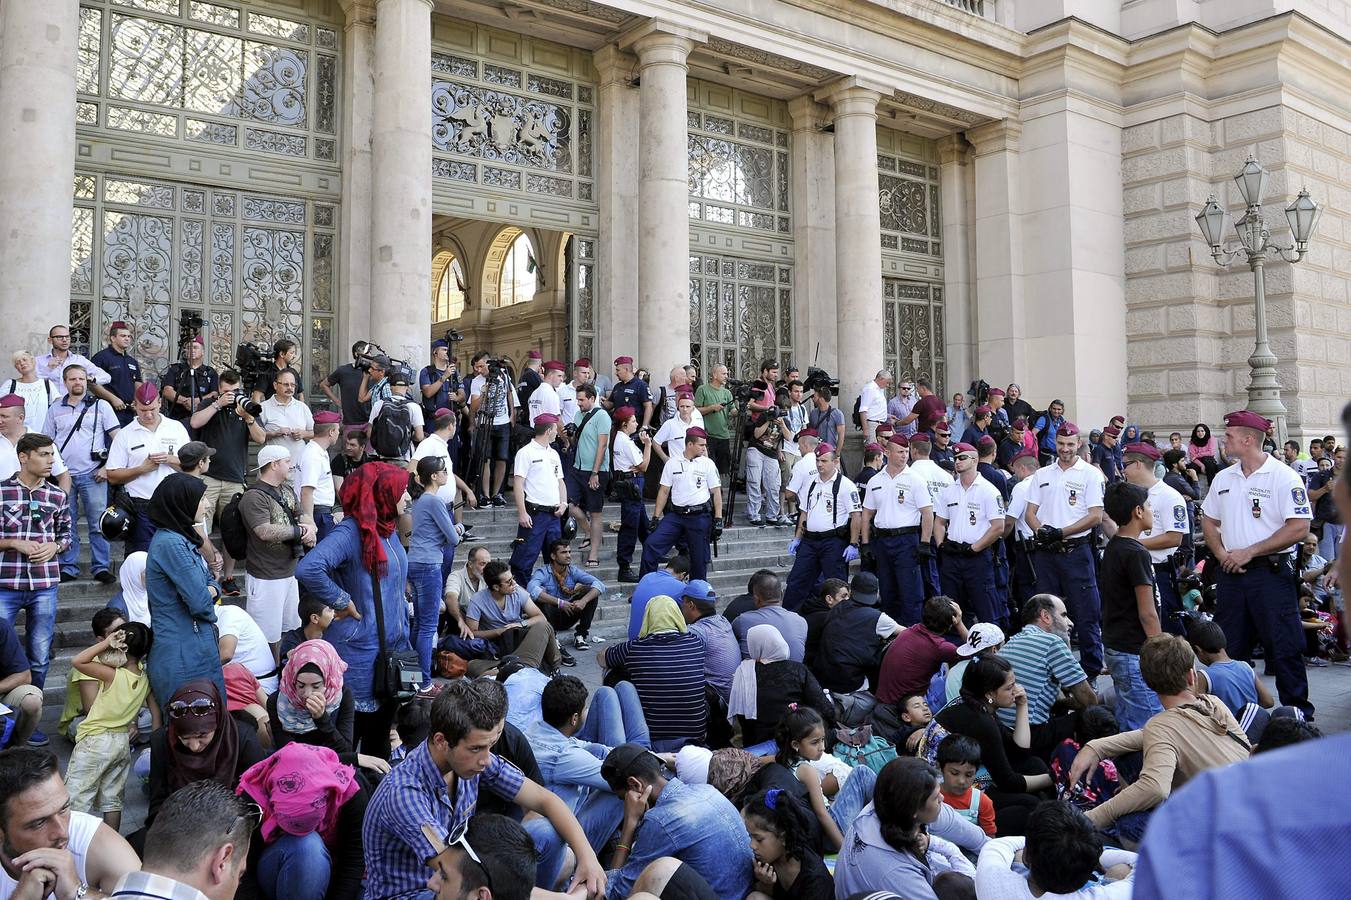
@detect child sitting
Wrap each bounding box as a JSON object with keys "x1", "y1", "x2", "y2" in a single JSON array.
[
  {"x1": 742, "y1": 788, "x2": 834, "y2": 900},
  {"x1": 894, "y1": 693, "x2": 932, "y2": 754},
  {"x1": 1297, "y1": 585, "x2": 1339, "y2": 664},
  {"x1": 975, "y1": 799, "x2": 1136, "y2": 898},
  {"x1": 774, "y1": 706, "x2": 877, "y2": 853},
  {"x1": 65, "y1": 622, "x2": 153, "y2": 832},
  {"x1": 1187, "y1": 619, "x2": 1274, "y2": 717},
  {"x1": 1178, "y1": 570, "x2": 1203, "y2": 614},
  {"x1": 1048, "y1": 706, "x2": 1121, "y2": 812},
  {"x1": 279, "y1": 592, "x2": 335, "y2": 668},
  {"x1": 937, "y1": 734, "x2": 996, "y2": 837}
]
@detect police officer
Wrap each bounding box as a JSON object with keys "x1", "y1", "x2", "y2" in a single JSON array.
[
  {"x1": 1024, "y1": 421, "x2": 1106, "y2": 677},
  {"x1": 936, "y1": 443, "x2": 1006, "y2": 626},
  {"x1": 529, "y1": 360, "x2": 565, "y2": 426},
  {"x1": 785, "y1": 444, "x2": 862, "y2": 610},
  {"x1": 931, "y1": 420, "x2": 956, "y2": 472},
  {"x1": 861, "y1": 434, "x2": 933, "y2": 624},
  {"x1": 508, "y1": 412, "x2": 568, "y2": 586},
  {"x1": 160, "y1": 337, "x2": 219, "y2": 436},
  {"x1": 1201, "y1": 410, "x2": 1313, "y2": 716},
  {"x1": 907, "y1": 432, "x2": 952, "y2": 598},
  {"x1": 1003, "y1": 448, "x2": 1041, "y2": 608},
  {"x1": 640, "y1": 425, "x2": 722, "y2": 580},
  {"x1": 605, "y1": 356, "x2": 654, "y2": 428},
  {"x1": 1093, "y1": 424, "x2": 1123, "y2": 482},
  {"x1": 1119, "y1": 442, "x2": 1189, "y2": 636}
]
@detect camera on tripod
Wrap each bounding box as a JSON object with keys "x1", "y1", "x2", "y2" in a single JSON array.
[
  {"x1": 803, "y1": 366, "x2": 839, "y2": 397},
  {"x1": 968, "y1": 379, "x2": 991, "y2": 407},
  {"x1": 234, "y1": 342, "x2": 272, "y2": 392}
]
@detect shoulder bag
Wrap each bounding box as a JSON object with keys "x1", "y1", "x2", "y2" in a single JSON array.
[{"x1": 371, "y1": 569, "x2": 421, "y2": 701}]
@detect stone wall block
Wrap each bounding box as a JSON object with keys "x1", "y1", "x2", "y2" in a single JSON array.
[
  {"x1": 1222, "y1": 107, "x2": 1284, "y2": 146},
  {"x1": 1128, "y1": 370, "x2": 1166, "y2": 396},
  {"x1": 1123, "y1": 122, "x2": 1160, "y2": 154},
  {"x1": 1126, "y1": 307, "x2": 1165, "y2": 334},
  {"x1": 1123, "y1": 183, "x2": 1162, "y2": 214},
  {"x1": 1126, "y1": 244, "x2": 1165, "y2": 275}
]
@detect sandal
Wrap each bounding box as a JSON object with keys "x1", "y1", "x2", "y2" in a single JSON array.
[
  {"x1": 578, "y1": 537, "x2": 592, "y2": 551},
  {"x1": 585, "y1": 558, "x2": 601, "y2": 569}
]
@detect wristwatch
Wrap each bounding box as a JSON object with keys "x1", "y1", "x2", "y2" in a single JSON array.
[{"x1": 74, "y1": 883, "x2": 89, "y2": 899}]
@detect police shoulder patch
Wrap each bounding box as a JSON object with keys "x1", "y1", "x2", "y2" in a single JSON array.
[
  {"x1": 1173, "y1": 504, "x2": 1186, "y2": 524},
  {"x1": 1292, "y1": 487, "x2": 1308, "y2": 505}
]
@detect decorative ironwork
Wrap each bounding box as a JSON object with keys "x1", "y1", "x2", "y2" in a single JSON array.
[
  {"x1": 879, "y1": 175, "x2": 927, "y2": 234},
  {"x1": 115, "y1": 0, "x2": 179, "y2": 15},
  {"x1": 433, "y1": 53, "x2": 478, "y2": 78},
  {"x1": 186, "y1": 119, "x2": 238, "y2": 145},
  {"x1": 210, "y1": 223, "x2": 234, "y2": 305},
  {"x1": 246, "y1": 127, "x2": 307, "y2": 156},
  {"x1": 312, "y1": 234, "x2": 333, "y2": 312},
  {"x1": 316, "y1": 28, "x2": 337, "y2": 50},
  {"x1": 308, "y1": 316, "x2": 332, "y2": 393},
  {"x1": 238, "y1": 44, "x2": 307, "y2": 127},
  {"x1": 77, "y1": 103, "x2": 99, "y2": 125},
  {"x1": 482, "y1": 168, "x2": 522, "y2": 190},
  {"x1": 101, "y1": 211, "x2": 173, "y2": 371},
  {"x1": 688, "y1": 137, "x2": 773, "y2": 210},
  {"x1": 690, "y1": 253, "x2": 792, "y2": 379},
  {"x1": 315, "y1": 138, "x2": 336, "y2": 161},
  {"x1": 70, "y1": 301, "x2": 94, "y2": 356},
  {"x1": 738, "y1": 123, "x2": 773, "y2": 144},
  {"x1": 484, "y1": 65, "x2": 523, "y2": 88},
  {"x1": 208, "y1": 311, "x2": 234, "y2": 368},
  {"x1": 179, "y1": 219, "x2": 203, "y2": 304},
  {"x1": 241, "y1": 226, "x2": 304, "y2": 345},
  {"x1": 182, "y1": 190, "x2": 205, "y2": 213},
  {"x1": 79, "y1": 7, "x2": 103, "y2": 95},
  {"x1": 432, "y1": 81, "x2": 571, "y2": 171},
  {"x1": 75, "y1": 176, "x2": 97, "y2": 200},
  {"x1": 105, "y1": 179, "x2": 174, "y2": 209},
  {"x1": 243, "y1": 196, "x2": 305, "y2": 224},
  {"x1": 432, "y1": 159, "x2": 477, "y2": 182},
  {"x1": 314, "y1": 205, "x2": 335, "y2": 228},
  {"x1": 703, "y1": 115, "x2": 733, "y2": 136},
  {"x1": 529, "y1": 75, "x2": 572, "y2": 99},
  {"x1": 190, "y1": 2, "x2": 240, "y2": 28},
  {"x1": 578, "y1": 86, "x2": 592, "y2": 104},
  {"x1": 526, "y1": 174, "x2": 572, "y2": 197},
  {"x1": 72, "y1": 209, "x2": 95, "y2": 294},
  {"x1": 578, "y1": 111, "x2": 592, "y2": 178},
  {"x1": 883, "y1": 280, "x2": 945, "y2": 397},
  {"x1": 248, "y1": 13, "x2": 309, "y2": 43},
  {"x1": 212, "y1": 192, "x2": 236, "y2": 217},
  {"x1": 316, "y1": 55, "x2": 337, "y2": 134},
  {"x1": 878, "y1": 149, "x2": 941, "y2": 259},
  {"x1": 107, "y1": 106, "x2": 177, "y2": 135}
]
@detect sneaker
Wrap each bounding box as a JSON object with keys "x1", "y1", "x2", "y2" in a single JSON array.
[
  {"x1": 748, "y1": 518, "x2": 764, "y2": 528},
  {"x1": 460, "y1": 526, "x2": 477, "y2": 541},
  {"x1": 26, "y1": 729, "x2": 49, "y2": 747},
  {"x1": 93, "y1": 570, "x2": 116, "y2": 585},
  {"x1": 1306, "y1": 656, "x2": 1329, "y2": 667},
  {"x1": 574, "y1": 634, "x2": 590, "y2": 651},
  {"x1": 220, "y1": 577, "x2": 242, "y2": 597},
  {"x1": 558, "y1": 647, "x2": 577, "y2": 667},
  {"x1": 617, "y1": 568, "x2": 639, "y2": 583},
  {"x1": 767, "y1": 517, "x2": 787, "y2": 527},
  {"x1": 491, "y1": 494, "x2": 508, "y2": 508}
]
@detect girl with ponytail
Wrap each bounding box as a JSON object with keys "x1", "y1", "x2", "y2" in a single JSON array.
[{"x1": 742, "y1": 788, "x2": 834, "y2": 900}]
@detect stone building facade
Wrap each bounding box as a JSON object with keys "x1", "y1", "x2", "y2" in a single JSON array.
[{"x1": 1, "y1": 0, "x2": 1348, "y2": 439}]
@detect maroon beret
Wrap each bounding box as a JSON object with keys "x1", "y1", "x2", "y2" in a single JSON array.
[
  {"x1": 987, "y1": 388, "x2": 1005, "y2": 397},
  {"x1": 1012, "y1": 417, "x2": 1028, "y2": 429},
  {"x1": 544, "y1": 360, "x2": 566, "y2": 373},
  {"x1": 685, "y1": 426, "x2": 708, "y2": 440},
  {"x1": 1059, "y1": 422, "x2": 1081, "y2": 437},
  {"x1": 796, "y1": 428, "x2": 819, "y2": 441},
  {"x1": 527, "y1": 350, "x2": 542, "y2": 360},
  {"x1": 0, "y1": 394, "x2": 23, "y2": 409},
  {"x1": 1124, "y1": 442, "x2": 1161, "y2": 461},
  {"x1": 933, "y1": 421, "x2": 951, "y2": 435},
  {"x1": 313, "y1": 411, "x2": 342, "y2": 424},
  {"x1": 888, "y1": 434, "x2": 910, "y2": 448},
  {"x1": 953, "y1": 442, "x2": 978, "y2": 454},
  {"x1": 1010, "y1": 449, "x2": 1039, "y2": 465},
  {"x1": 1104, "y1": 425, "x2": 1122, "y2": 438},
  {"x1": 534, "y1": 413, "x2": 560, "y2": 425},
  {"x1": 614, "y1": 356, "x2": 633, "y2": 366},
  {"x1": 1224, "y1": 410, "x2": 1271, "y2": 432},
  {"x1": 614, "y1": 405, "x2": 636, "y2": 421},
  {"x1": 573, "y1": 358, "x2": 592, "y2": 368},
  {"x1": 134, "y1": 382, "x2": 160, "y2": 405}
]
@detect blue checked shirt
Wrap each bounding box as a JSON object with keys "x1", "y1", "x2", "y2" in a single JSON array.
[
  {"x1": 363, "y1": 740, "x2": 526, "y2": 900},
  {"x1": 526, "y1": 562, "x2": 606, "y2": 603},
  {"x1": 0, "y1": 476, "x2": 71, "y2": 590}
]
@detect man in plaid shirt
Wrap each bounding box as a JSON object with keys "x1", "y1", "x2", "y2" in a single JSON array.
[{"x1": 0, "y1": 433, "x2": 71, "y2": 708}]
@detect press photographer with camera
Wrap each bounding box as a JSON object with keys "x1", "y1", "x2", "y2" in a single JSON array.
[
  {"x1": 191, "y1": 368, "x2": 267, "y2": 593},
  {"x1": 160, "y1": 336, "x2": 219, "y2": 435},
  {"x1": 322, "y1": 341, "x2": 375, "y2": 425},
  {"x1": 743, "y1": 382, "x2": 790, "y2": 528},
  {"x1": 249, "y1": 338, "x2": 305, "y2": 404},
  {"x1": 419, "y1": 337, "x2": 464, "y2": 421},
  {"x1": 468, "y1": 351, "x2": 518, "y2": 507},
  {"x1": 43, "y1": 364, "x2": 121, "y2": 584},
  {"x1": 239, "y1": 445, "x2": 316, "y2": 659}
]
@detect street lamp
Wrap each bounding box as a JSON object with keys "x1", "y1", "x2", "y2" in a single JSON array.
[{"x1": 1194, "y1": 156, "x2": 1321, "y2": 441}]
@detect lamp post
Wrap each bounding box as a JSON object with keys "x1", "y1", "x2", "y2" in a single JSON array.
[{"x1": 1194, "y1": 156, "x2": 1321, "y2": 443}]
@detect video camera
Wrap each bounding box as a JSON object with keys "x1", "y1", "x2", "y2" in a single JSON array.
[
  {"x1": 233, "y1": 342, "x2": 272, "y2": 393},
  {"x1": 443, "y1": 328, "x2": 466, "y2": 344},
  {"x1": 968, "y1": 379, "x2": 991, "y2": 407},
  {"x1": 354, "y1": 340, "x2": 388, "y2": 373},
  {"x1": 803, "y1": 366, "x2": 839, "y2": 398}
]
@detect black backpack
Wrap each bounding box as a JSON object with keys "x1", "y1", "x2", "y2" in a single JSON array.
[
  {"x1": 371, "y1": 396, "x2": 413, "y2": 458},
  {"x1": 220, "y1": 483, "x2": 297, "y2": 560},
  {"x1": 851, "y1": 394, "x2": 863, "y2": 430}
]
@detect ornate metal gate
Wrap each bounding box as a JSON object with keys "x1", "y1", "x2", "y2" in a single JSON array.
[
  {"x1": 882, "y1": 280, "x2": 945, "y2": 396},
  {"x1": 689, "y1": 254, "x2": 793, "y2": 380}
]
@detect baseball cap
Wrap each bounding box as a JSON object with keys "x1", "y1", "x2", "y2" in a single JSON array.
[
  {"x1": 957, "y1": 622, "x2": 1006, "y2": 658},
  {"x1": 254, "y1": 445, "x2": 291, "y2": 470},
  {"x1": 389, "y1": 369, "x2": 411, "y2": 386},
  {"x1": 430, "y1": 338, "x2": 449, "y2": 350},
  {"x1": 682, "y1": 580, "x2": 717, "y2": 611},
  {"x1": 849, "y1": 572, "x2": 880, "y2": 606},
  {"x1": 176, "y1": 441, "x2": 215, "y2": 470}
]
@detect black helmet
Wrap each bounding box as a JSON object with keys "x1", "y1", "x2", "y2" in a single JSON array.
[
  {"x1": 560, "y1": 516, "x2": 577, "y2": 542},
  {"x1": 100, "y1": 504, "x2": 132, "y2": 541}
]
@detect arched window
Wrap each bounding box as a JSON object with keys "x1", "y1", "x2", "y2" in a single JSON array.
[
  {"x1": 498, "y1": 230, "x2": 537, "y2": 307},
  {"x1": 432, "y1": 252, "x2": 465, "y2": 322}
]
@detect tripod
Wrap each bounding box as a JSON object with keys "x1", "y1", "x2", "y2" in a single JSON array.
[
  {"x1": 722, "y1": 398, "x2": 752, "y2": 530},
  {"x1": 467, "y1": 367, "x2": 507, "y2": 502}
]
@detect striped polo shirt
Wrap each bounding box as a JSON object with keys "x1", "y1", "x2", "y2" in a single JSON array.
[
  {"x1": 996, "y1": 625, "x2": 1087, "y2": 728},
  {"x1": 604, "y1": 631, "x2": 707, "y2": 743}
]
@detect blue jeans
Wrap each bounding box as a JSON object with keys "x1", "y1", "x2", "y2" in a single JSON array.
[
  {"x1": 0, "y1": 586, "x2": 58, "y2": 687},
  {"x1": 408, "y1": 561, "x2": 443, "y2": 683},
  {"x1": 581, "y1": 682, "x2": 651, "y2": 748},
  {"x1": 314, "y1": 510, "x2": 336, "y2": 545},
  {"x1": 256, "y1": 832, "x2": 330, "y2": 900},
  {"x1": 60, "y1": 471, "x2": 110, "y2": 577},
  {"x1": 1105, "y1": 647, "x2": 1163, "y2": 731},
  {"x1": 525, "y1": 818, "x2": 567, "y2": 890},
  {"x1": 828, "y1": 765, "x2": 877, "y2": 835}
]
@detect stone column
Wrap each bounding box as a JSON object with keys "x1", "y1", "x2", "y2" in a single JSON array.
[
  {"x1": 622, "y1": 22, "x2": 705, "y2": 380},
  {"x1": 369, "y1": 0, "x2": 432, "y2": 365},
  {"x1": 819, "y1": 80, "x2": 885, "y2": 410},
  {"x1": 337, "y1": 0, "x2": 375, "y2": 354},
  {"x1": 0, "y1": 0, "x2": 78, "y2": 352},
  {"x1": 788, "y1": 95, "x2": 838, "y2": 374},
  {"x1": 967, "y1": 120, "x2": 1026, "y2": 389},
  {"x1": 938, "y1": 134, "x2": 975, "y2": 395},
  {"x1": 592, "y1": 46, "x2": 639, "y2": 369}
]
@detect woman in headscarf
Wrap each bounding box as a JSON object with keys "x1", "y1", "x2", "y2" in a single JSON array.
[
  {"x1": 295, "y1": 462, "x2": 412, "y2": 759},
  {"x1": 108, "y1": 551, "x2": 149, "y2": 624},
  {"x1": 237, "y1": 743, "x2": 369, "y2": 900},
  {"x1": 146, "y1": 678, "x2": 265, "y2": 824},
  {"x1": 1188, "y1": 422, "x2": 1221, "y2": 482},
  {"x1": 144, "y1": 473, "x2": 224, "y2": 704},
  {"x1": 266, "y1": 638, "x2": 389, "y2": 775},
  {"x1": 728, "y1": 624, "x2": 833, "y2": 753},
  {"x1": 598, "y1": 595, "x2": 707, "y2": 751}
]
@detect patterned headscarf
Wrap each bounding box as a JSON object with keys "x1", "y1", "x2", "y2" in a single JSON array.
[
  {"x1": 338, "y1": 461, "x2": 408, "y2": 576},
  {"x1": 276, "y1": 639, "x2": 347, "y2": 735},
  {"x1": 707, "y1": 747, "x2": 769, "y2": 805},
  {"x1": 237, "y1": 743, "x2": 359, "y2": 845}
]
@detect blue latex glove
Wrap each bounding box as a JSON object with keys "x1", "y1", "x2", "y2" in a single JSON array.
[
  {"x1": 843, "y1": 544, "x2": 860, "y2": 563},
  {"x1": 788, "y1": 538, "x2": 801, "y2": 556}
]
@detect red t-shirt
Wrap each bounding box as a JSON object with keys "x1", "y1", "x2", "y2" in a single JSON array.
[
  {"x1": 940, "y1": 785, "x2": 997, "y2": 836},
  {"x1": 877, "y1": 624, "x2": 960, "y2": 704},
  {"x1": 913, "y1": 394, "x2": 946, "y2": 432}
]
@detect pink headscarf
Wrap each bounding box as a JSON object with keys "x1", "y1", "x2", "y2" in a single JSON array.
[
  {"x1": 280, "y1": 639, "x2": 347, "y2": 710},
  {"x1": 238, "y1": 744, "x2": 359, "y2": 844}
]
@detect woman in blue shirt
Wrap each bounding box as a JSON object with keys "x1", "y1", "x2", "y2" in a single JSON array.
[
  {"x1": 295, "y1": 461, "x2": 411, "y2": 760},
  {"x1": 145, "y1": 472, "x2": 224, "y2": 703},
  {"x1": 407, "y1": 456, "x2": 459, "y2": 683}
]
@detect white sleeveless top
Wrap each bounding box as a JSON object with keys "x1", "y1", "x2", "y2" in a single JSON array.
[{"x1": 0, "y1": 810, "x2": 100, "y2": 899}]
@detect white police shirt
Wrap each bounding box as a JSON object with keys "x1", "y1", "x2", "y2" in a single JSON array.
[
  {"x1": 1005, "y1": 477, "x2": 1036, "y2": 540},
  {"x1": 612, "y1": 430, "x2": 644, "y2": 472},
  {"x1": 106, "y1": 416, "x2": 190, "y2": 500},
  {"x1": 513, "y1": 440, "x2": 564, "y2": 507},
  {"x1": 908, "y1": 458, "x2": 955, "y2": 507},
  {"x1": 557, "y1": 382, "x2": 580, "y2": 424},
  {"x1": 0, "y1": 430, "x2": 71, "y2": 482},
  {"x1": 938, "y1": 475, "x2": 1004, "y2": 544},
  {"x1": 1145, "y1": 478, "x2": 1189, "y2": 564},
  {"x1": 660, "y1": 454, "x2": 719, "y2": 507},
  {"x1": 653, "y1": 412, "x2": 705, "y2": 459},
  {"x1": 412, "y1": 432, "x2": 457, "y2": 505},
  {"x1": 787, "y1": 453, "x2": 820, "y2": 500},
  {"x1": 528, "y1": 381, "x2": 560, "y2": 425},
  {"x1": 1026, "y1": 457, "x2": 1105, "y2": 531},
  {"x1": 801, "y1": 472, "x2": 862, "y2": 533},
  {"x1": 297, "y1": 439, "x2": 336, "y2": 508},
  {"x1": 1201, "y1": 454, "x2": 1311, "y2": 554},
  {"x1": 863, "y1": 466, "x2": 932, "y2": 528}
]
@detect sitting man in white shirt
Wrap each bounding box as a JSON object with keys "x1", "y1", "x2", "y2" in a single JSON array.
[{"x1": 976, "y1": 799, "x2": 1135, "y2": 898}]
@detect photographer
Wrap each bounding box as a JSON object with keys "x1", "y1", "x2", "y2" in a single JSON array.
[
  {"x1": 368, "y1": 367, "x2": 424, "y2": 461},
  {"x1": 694, "y1": 364, "x2": 733, "y2": 475},
  {"x1": 43, "y1": 364, "x2": 120, "y2": 584},
  {"x1": 357, "y1": 353, "x2": 390, "y2": 408},
  {"x1": 419, "y1": 338, "x2": 463, "y2": 421},
  {"x1": 250, "y1": 338, "x2": 305, "y2": 404},
  {"x1": 191, "y1": 368, "x2": 267, "y2": 593},
  {"x1": 240, "y1": 445, "x2": 316, "y2": 658},
  {"x1": 743, "y1": 383, "x2": 789, "y2": 528},
  {"x1": 468, "y1": 351, "x2": 518, "y2": 507},
  {"x1": 160, "y1": 336, "x2": 219, "y2": 436},
  {"x1": 322, "y1": 341, "x2": 374, "y2": 426}
]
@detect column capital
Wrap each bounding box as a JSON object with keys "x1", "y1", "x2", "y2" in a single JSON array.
[
  {"x1": 337, "y1": 0, "x2": 376, "y2": 21},
  {"x1": 966, "y1": 119, "x2": 1021, "y2": 157},
  {"x1": 619, "y1": 19, "x2": 706, "y2": 65},
  {"x1": 814, "y1": 76, "x2": 887, "y2": 116},
  {"x1": 937, "y1": 134, "x2": 971, "y2": 166},
  {"x1": 787, "y1": 94, "x2": 830, "y2": 132},
  {"x1": 593, "y1": 45, "x2": 638, "y2": 88}
]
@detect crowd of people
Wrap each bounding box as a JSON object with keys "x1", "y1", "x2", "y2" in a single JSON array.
[{"x1": 0, "y1": 321, "x2": 1346, "y2": 899}]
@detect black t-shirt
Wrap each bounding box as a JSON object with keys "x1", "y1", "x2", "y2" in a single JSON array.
[
  {"x1": 1310, "y1": 469, "x2": 1340, "y2": 524},
  {"x1": 198, "y1": 407, "x2": 251, "y2": 483},
  {"x1": 332, "y1": 451, "x2": 370, "y2": 480},
  {"x1": 326, "y1": 363, "x2": 369, "y2": 424},
  {"x1": 774, "y1": 850, "x2": 834, "y2": 900},
  {"x1": 1100, "y1": 535, "x2": 1158, "y2": 654},
  {"x1": 256, "y1": 363, "x2": 304, "y2": 400},
  {"x1": 722, "y1": 592, "x2": 756, "y2": 625},
  {"x1": 160, "y1": 363, "x2": 219, "y2": 421}
]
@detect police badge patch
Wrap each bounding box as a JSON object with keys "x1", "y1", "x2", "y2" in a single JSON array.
[
  {"x1": 1068, "y1": 489, "x2": 1078, "y2": 506},
  {"x1": 897, "y1": 488, "x2": 906, "y2": 505},
  {"x1": 1293, "y1": 487, "x2": 1308, "y2": 506},
  {"x1": 1174, "y1": 505, "x2": 1186, "y2": 525},
  {"x1": 1251, "y1": 498, "x2": 1262, "y2": 519},
  {"x1": 969, "y1": 510, "x2": 977, "y2": 526}
]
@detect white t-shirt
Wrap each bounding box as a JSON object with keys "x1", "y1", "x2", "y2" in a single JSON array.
[
  {"x1": 296, "y1": 440, "x2": 336, "y2": 508},
  {"x1": 0, "y1": 811, "x2": 100, "y2": 899},
  {"x1": 557, "y1": 382, "x2": 580, "y2": 424},
  {"x1": 1145, "y1": 477, "x2": 1189, "y2": 564},
  {"x1": 612, "y1": 430, "x2": 644, "y2": 471},
  {"x1": 653, "y1": 412, "x2": 705, "y2": 458},
  {"x1": 528, "y1": 381, "x2": 561, "y2": 425},
  {"x1": 1026, "y1": 458, "x2": 1105, "y2": 532},
  {"x1": 937, "y1": 474, "x2": 1005, "y2": 544},
  {"x1": 469, "y1": 373, "x2": 516, "y2": 426},
  {"x1": 6, "y1": 379, "x2": 55, "y2": 434},
  {"x1": 1201, "y1": 454, "x2": 1311, "y2": 553},
  {"x1": 513, "y1": 440, "x2": 564, "y2": 506},
  {"x1": 412, "y1": 432, "x2": 457, "y2": 504},
  {"x1": 800, "y1": 472, "x2": 862, "y2": 532},
  {"x1": 858, "y1": 381, "x2": 888, "y2": 424},
  {"x1": 215, "y1": 603, "x2": 277, "y2": 691},
  {"x1": 660, "y1": 454, "x2": 720, "y2": 507},
  {"x1": 258, "y1": 396, "x2": 315, "y2": 476},
  {"x1": 863, "y1": 466, "x2": 932, "y2": 528},
  {"x1": 106, "y1": 416, "x2": 190, "y2": 500},
  {"x1": 975, "y1": 836, "x2": 1136, "y2": 899}
]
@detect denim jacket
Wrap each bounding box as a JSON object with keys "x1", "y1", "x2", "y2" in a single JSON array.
[
  {"x1": 605, "y1": 778, "x2": 752, "y2": 900},
  {"x1": 526, "y1": 720, "x2": 610, "y2": 815},
  {"x1": 526, "y1": 563, "x2": 606, "y2": 603}
]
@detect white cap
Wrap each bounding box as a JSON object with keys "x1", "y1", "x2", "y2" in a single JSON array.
[
  {"x1": 674, "y1": 745, "x2": 712, "y2": 785},
  {"x1": 956, "y1": 622, "x2": 1005, "y2": 658},
  {"x1": 254, "y1": 445, "x2": 291, "y2": 470}
]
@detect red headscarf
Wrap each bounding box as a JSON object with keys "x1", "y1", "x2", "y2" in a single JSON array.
[
  {"x1": 338, "y1": 461, "x2": 408, "y2": 576},
  {"x1": 237, "y1": 743, "x2": 359, "y2": 845}
]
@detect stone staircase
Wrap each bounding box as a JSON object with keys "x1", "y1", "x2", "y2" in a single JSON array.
[{"x1": 28, "y1": 502, "x2": 795, "y2": 726}]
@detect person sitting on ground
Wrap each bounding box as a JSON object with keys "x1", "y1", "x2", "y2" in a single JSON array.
[
  {"x1": 601, "y1": 596, "x2": 708, "y2": 751},
  {"x1": 936, "y1": 734, "x2": 996, "y2": 838},
  {"x1": 1187, "y1": 618, "x2": 1275, "y2": 718},
  {"x1": 1047, "y1": 706, "x2": 1123, "y2": 812},
  {"x1": 422, "y1": 813, "x2": 587, "y2": 900},
  {"x1": 112, "y1": 781, "x2": 252, "y2": 900},
  {"x1": 1253, "y1": 714, "x2": 1321, "y2": 754},
  {"x1": 679, "y1": 579, "x2": 740, "y2": 707},
  {"x1": 707, "y1": 747, "x2": 819, "y2": 852},
  {"x1": 809, "y1": 573, "x2": 903, "y2": 695},
  {"x1": 800, "y1": 577, "x2": 850, "y2": 665},
  {"x1": 237, "y1": 742, "x2": 369, "y2": 900},
  {"x1": 877, "y1": 596, "x2": 967, "y2": 709},
  {"x1": 1066, "y1": 634, "x2": 1250, "y2": 843},
  {"x1": 0, "y1": 617, "x2": 43, "y2": 750},
  {"x1": 279, "y1": 593, "x2": 334, "y2": 668},
  {"x1": 944, "y1": 622, "x2": 1005, "y2": 705},
  {"x1": 975, "y1": 799, "x2": 1137, "y2": 899},
  {"x1": 728, "y1": 625, "x2": 833, "y2": 752},
  {"x1": 894, "y1": 694, "x2": 933, "y2": 755},
  {"x1": 600, "y1": 743, "x2": 754, "y2": 900},
  {"x1": 742, "y1": 788, "x2": 834, "y2": 900},
  {"x1": 732, "y1": 571, "x2": 809, "y2": 662},
  {"x1": 997, "y1": 594, "x2": 1099, "y2": 758},
  {"x1": 109, "y1": 550, "x2": 149, "y2": 624},
  {"x1": 465, "y1": 559, "x2": 565, "y2": 675},
  {"x1": 773, "y1": 706, "x2": 876, "y2": 853},
  {"x1": 527, "y1": 539, "x2": 605, "y2": 653},
  {"x1": 0, "y1": 747, "x2": 140, "y2": 900}
]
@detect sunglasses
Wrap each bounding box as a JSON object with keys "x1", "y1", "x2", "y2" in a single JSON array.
[
  {"x1": 230, "y1": 801, "x2": 264, "y2": 835},
  {"x1": 167, "y1": 697, "x2": 216, "y2": 719},
  {"x1": 425, "y1": 820, "x2": 495, "y2": 894}
]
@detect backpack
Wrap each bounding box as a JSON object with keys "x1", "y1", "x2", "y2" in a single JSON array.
[
  {"x1": 371, "y1": 396, "x2": 413, "y2": 458},
  {"x1": 220, "y1": 483, "x2": 296, "y2": 561},
  {"x1": 851, "y1": 393, "x2": 863, "y2": 429},
  {"x1": 834, "y1": 729, "x2": 898, "y2": 775}
]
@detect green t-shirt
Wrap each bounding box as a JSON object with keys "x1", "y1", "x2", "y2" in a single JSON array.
[
  {"x1": 573, "y1": 406, "x2": 613, "y2": 472},
  {"x1": 694, "y1": 383, "x2": 733, "y2": 439}
]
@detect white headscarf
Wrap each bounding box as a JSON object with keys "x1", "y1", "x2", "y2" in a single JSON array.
[
  {"x1": 727, "y1": 624, "x2": 790, "y2": 722},
  {"x1": 119, "y1": 551, "x2": 150, "y2": 625}
]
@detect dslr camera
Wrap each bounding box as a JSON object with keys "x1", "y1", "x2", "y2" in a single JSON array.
[{"x1": 226, "y1": 388, "x2": 263, "y2": 418}]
